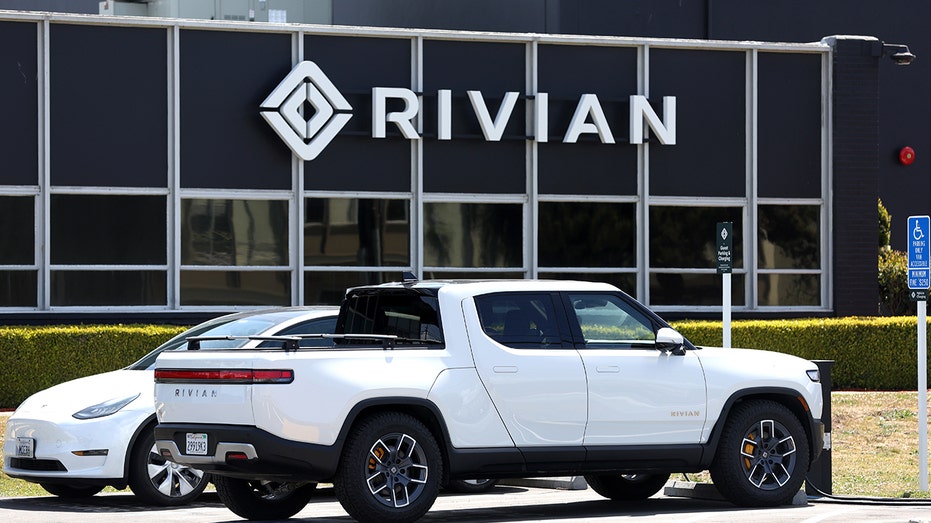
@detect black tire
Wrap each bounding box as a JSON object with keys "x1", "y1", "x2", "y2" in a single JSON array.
[
  {"x1": 584, "y1": 473, "x2": 670, "y2": 501},
  {"x1": 213, "y1": 475, "x2": 316, "y2": 520},
  {"x1": 334, "y1": 412, "x2": 442, "y2": 523},
  {"x1": 128, "y1": 426, "x2": 209, "y2": 506},
  {"x1": 709, "y1": 399, "x2": 810, "y2": 507},
  {"x1": 40, "y1": 483, "x2": 104, "y2": 498},
  {"x1": 445, "y1": 478, "x2": 498, "y2": 493}
]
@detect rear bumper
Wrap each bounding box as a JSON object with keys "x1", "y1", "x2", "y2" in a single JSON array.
[{"x1": 154, "y1": 423, "x2": 341, "y2": 482}]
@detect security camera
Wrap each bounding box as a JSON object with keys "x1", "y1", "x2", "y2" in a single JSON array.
[{"x1": 891, "y1": 49, "x2": 916, "y2": 66}]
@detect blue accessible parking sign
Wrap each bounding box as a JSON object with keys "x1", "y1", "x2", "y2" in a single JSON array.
[{"x1": 909, "y1": 215, "x2": 931, "y2": 294}]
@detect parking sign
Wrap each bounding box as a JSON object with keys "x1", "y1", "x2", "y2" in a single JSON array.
[{"x1": 909, "y1": 215, "x2": 930, "y2": 290}]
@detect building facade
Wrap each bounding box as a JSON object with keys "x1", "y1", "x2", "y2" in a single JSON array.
[{"x1": 0, "y1": 10, "x2": 883, "y2": 321}]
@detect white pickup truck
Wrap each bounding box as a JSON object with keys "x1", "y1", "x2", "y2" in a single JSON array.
[{"x1": 154, "y1": 279, "x2": 824, "y2": 523}]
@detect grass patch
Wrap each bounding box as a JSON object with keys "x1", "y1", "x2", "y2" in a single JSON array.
[{"x1": 3, "y1": 391, "x2": 931, "y2": 499}]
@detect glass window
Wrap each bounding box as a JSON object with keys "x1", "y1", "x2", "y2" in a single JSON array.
[
  {"x1": 758, "y1": 274, "x2": 820, "y2": 306},
  {"x1": 337, "y1": 292, "x2": 443, "y2": 345},
  {"x1": 424, "y1": 202, "x2": 522, "y2": 267},
  {"x1": 179, "y1": 30, "x2": 292, "y2": 190},
  {"x1": 539, "y1": 202, "x2": 635, "y2": 267},
  {"x1": 0, "y1": 271, "x2": 37, "y2": 307},
  {"x1": 758, "y1": 205, "x2": 820, "y2": 269},
  {"x1": 650, "y1": 273, "x2": 746, "y2": 306},
  {"x1": 0, "y1": 196, "x2": 34, "y2": 264},
  {"x1": 50, "y1": 195, "x2": 165, "y2": 265},
  {"x1": 305, "y1": 271, "x2": 392, "y2": 305},
  {"x1": 474, "y1": 293, "x2": 563, "y2": 348},
  {"x1": 423, "y1": 271, "x2": 525, "y2": 280},
  {"x1": 539, "y1": 272, "x2": 637, "y2": 297},
  {"x1": 567, "y1": 293, "x2": 656, "y2": 349},
  {"x1": 649, "y1": 206, "x2": 743, "y2": 268},
  {"x1": 267, "y1": 317, "x2": 339, "y2": 348},
  {"x1": 181, "y1": 199, "x2": 288, "y2": 266},
  {"x1": 50, "y1": 24, "x2": 167, "y2": 187},
  {"x1": 304, "y1": 198, "x2": 409, "y2": 266},
  {"x1": 50, "y1": 271, "x2": 166, "y2": 306},
  {"x1": 649, "y1": 49, "x2": 746, "y2": 198},
  {"x1": 0, "y1": 22, "x2": 38, "y2": 186},
  {"x1": 180, "y1": 271, "x2": 290, "y2": 306}
]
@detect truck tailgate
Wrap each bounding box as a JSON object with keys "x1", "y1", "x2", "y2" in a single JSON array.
[{"x1": 154, "y1": 351, "x2": 255, "y2": 426}]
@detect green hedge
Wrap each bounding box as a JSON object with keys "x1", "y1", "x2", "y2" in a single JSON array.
[
  {"x1": 2, "y1": 318, "x2": 930, "y2": 409},
  {"x1": 672, "y1": 317, "x2": 928, "y2": 391},
  {"x1": 0, "y1": 325, "x2": 185, "y2": 409}
]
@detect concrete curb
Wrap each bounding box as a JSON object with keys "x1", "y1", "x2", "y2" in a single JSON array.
[{"x1": 663, "y1": 480, "x2": 808, "y2": 506}]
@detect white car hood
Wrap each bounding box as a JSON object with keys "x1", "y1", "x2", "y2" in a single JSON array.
[{"x1": 13, "y1": 369, "x2": 153, "y2": 419}]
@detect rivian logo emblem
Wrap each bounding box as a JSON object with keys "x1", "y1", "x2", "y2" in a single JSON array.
[{"x1": 260, "y1": 61, "x2": 352, "y2": 161}]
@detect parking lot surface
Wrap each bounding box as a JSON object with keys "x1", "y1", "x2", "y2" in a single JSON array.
[{"x1": 2, "y1": 485, "x2": 931, "y2": 523}]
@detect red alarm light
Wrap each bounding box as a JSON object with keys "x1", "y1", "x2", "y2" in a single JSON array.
[{"x1": 900, "y1": 146, "x2": 916, "y2": 165}]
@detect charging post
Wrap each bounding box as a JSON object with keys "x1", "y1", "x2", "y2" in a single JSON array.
[
  {"x1": 716, "y1": 222, "x2": 732, "y2": 348},
  {"x1": 907, "y1": 215, "x2": 930, "y2": 492}
]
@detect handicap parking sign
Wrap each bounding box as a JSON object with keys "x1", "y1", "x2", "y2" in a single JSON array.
[{"x1": 909, "y1": 215, "x2": 931, "y2": 290}]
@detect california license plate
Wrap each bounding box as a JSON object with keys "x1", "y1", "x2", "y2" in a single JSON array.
[
  {"x1": 185, "y1": 433, "x2": 208, "y2": 455},
  {"x1": 16, "y1": 437, "x2": 35, "y2": 458}
]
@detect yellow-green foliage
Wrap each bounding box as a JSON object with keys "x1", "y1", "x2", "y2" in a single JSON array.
[
  {"x1": 672, "y1": 317, "x2": 927, "y2": 391},
  {"x1": 2, "y1": 318, "x2": 928, "y2": 408},
  {"x1": 0, "y1": 325, "x2": 186, "y2": 409}
]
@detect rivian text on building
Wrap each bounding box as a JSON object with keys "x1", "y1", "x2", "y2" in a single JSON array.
[{"x1": 262, "y1": 61, "x2": 677, "y2": 161}]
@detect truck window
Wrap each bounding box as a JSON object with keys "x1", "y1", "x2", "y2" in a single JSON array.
[
  {"x1": 474, "y1": 293, "x2": 562, "y2": 348},
  {"x1": 338, "y1": 292, "x2": 443, "y2": 345},
  {"x1": 568, "y1": 293, "x2": 656, "y2": 349}
]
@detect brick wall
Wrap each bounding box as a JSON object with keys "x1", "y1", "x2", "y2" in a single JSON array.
[{"x1": 829, "y1": 36, "x2": 880, "y2": 316}]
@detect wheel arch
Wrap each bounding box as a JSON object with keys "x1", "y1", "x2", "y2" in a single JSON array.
[
  {"x1": 703, "y1": 388, "x2": 819, "y2": 468},
  {"x1": 335, "y1": 397, "x2": 453, "y2": 482},
  {"x1": 122, "y1": 414, "x2": 158, "y2": 483}
]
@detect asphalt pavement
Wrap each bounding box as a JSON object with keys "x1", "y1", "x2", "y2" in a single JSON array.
[{"x1": 2, "y1": 483, "x2": 931, "y2": 523}]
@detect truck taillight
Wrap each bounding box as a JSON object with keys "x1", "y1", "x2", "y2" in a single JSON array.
[{"x1": 154, "y1": 369, "x2": 294, "y2": 384}]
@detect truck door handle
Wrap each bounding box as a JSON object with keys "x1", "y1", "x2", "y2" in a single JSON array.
[
  {"x1": 596, "y1": 366, "x2": 620, "y2": 373},
  {"x1": 493, "y1": 366, "x2": 518, "y2": 374}
]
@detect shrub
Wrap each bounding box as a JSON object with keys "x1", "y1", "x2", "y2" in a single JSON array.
[
  {"x1": 879, "y1": 198, "x2": 891, "y2": 249},
  {"x1": 2, "y1": 318, "x2": 930, "y2": 408},
  {"x1": 877, "y1": 199, "x2": 913, "y2": 315},
  {"x1": 0, "y1": 324, "x2": 185, "y2": 409},
  {"x1": 673, "y1": 317, "x2": 926, "y2": 390},
  {"x1": 879, "y1": 249, "x2": 915, "y2": 315}
]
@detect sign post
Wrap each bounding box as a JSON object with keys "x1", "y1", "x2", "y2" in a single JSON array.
[
  {"x1": 908, "y1": 215, "x2": 930, "y2": 492},
  {"x1": 717, "y1": 222, "x2": 733, "y2": 348}
]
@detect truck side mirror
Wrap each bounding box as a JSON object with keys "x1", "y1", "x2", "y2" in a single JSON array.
[{"x1": 656, "y1": 327, "x2": 686, "y2": 356}]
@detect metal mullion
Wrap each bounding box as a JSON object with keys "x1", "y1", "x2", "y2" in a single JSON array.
[
  {"x1": 168, "y1": 24, "x2": 180, "y2": 310},
  {"x1": 292, "y1": 29, "x2": 304, "y2": 305},
  {"x1": 412, "y1": 35, "x2": 424, "y2": 279},
  {"x1": 527, "y1": 39, "x2": 538, "y2": 279},
  {"x1": 38, "y1": 18, "x2": 50, "y2": 311},
  {"x1": 749, "y1": 48, "x2": 758, "y2": 310},
  {"x1": 639, "y1": 43, "x2": 648, "y2": 304}
]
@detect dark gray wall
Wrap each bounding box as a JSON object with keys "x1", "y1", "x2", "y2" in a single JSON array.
[{"x1": 333, "y1": 0, "x2": 551, "y2": 33}]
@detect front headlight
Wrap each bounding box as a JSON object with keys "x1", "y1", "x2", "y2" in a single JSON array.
[
  {"x1": 806, "y1": 369, "x2": 821, "y2": 382},
  {"x1": 72, "y1": 393, "x2": 141, "y2": 420}
]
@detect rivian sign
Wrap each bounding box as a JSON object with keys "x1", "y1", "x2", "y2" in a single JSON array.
[{"x1": 261, "y1": 61, "x2": 677, "y2": 161}]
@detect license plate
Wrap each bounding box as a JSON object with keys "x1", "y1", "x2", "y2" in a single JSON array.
[
  {"x1": 185, "y1": 433, "x2": 208, "y2": 455},
  {"x1": 16, "y1": 437, "x2": 35, "y2": 459}
]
